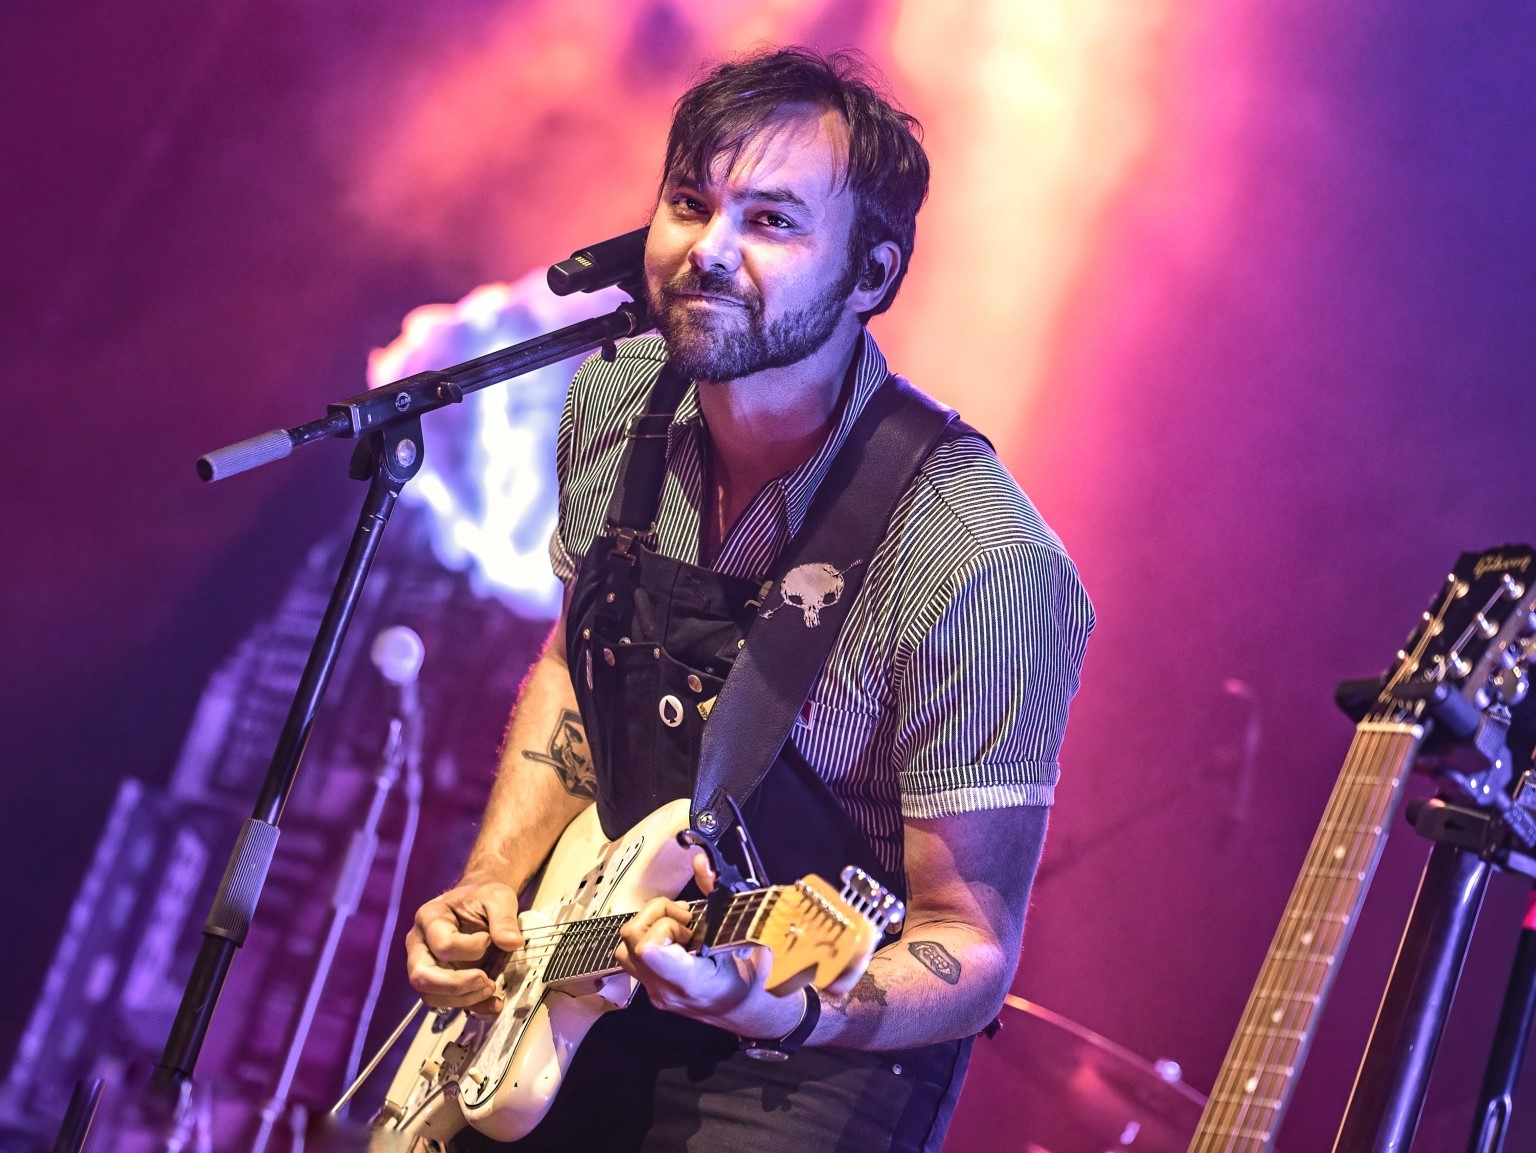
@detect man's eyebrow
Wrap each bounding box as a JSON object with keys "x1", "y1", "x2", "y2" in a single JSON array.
[{"x1": 737, "y1": 187, "x2": 811, "y2": 211}]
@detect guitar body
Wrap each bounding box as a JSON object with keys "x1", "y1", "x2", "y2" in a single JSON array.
[{"x1": 375, "y1": 798, "x2": 698, "y2": 1149}]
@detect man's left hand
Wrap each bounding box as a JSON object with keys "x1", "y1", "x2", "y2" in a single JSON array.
[
  {"x1": 613, "y1": 895, "x2": 755, "y2": 1017},
  {"x1": 613, "y1": 853, "x2": 805, "y2": 1040}
]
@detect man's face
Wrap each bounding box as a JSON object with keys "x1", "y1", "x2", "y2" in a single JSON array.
[{"x1": 644, "y1": 105, "x2": 861, "y2": 383}]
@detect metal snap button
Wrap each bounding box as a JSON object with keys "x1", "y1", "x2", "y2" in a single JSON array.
[{"x1": 686, "y1": 674, "x2": 703, "y2": 693}]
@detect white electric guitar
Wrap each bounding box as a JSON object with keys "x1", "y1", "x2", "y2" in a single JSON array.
[{"x1": 362, "y1": 798, "x2": 905, "y2": 1151}]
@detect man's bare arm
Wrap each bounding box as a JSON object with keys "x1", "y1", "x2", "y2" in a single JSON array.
[
  {"x1": 460, "y1": 611, "x2": 594, "y2": 888},
  {"x1": 805, "y1": 804, "x2": 1045, "y2": 1049},
  {"x1": 615, "y1": 802, "x2": 1045, "y2": 1049},
  {"x1": 405, "y1": 610, "x2": 594, "y2": 1008}
]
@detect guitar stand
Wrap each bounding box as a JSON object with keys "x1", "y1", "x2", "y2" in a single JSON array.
[{"x1": 1330, "y1": 676, "x2": 1536, "y2": 1153}]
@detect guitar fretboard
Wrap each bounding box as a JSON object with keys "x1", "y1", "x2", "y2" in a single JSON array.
[
  {"x1": 542, "y1": 889, "x2": 776, "y2": 985},
  {"x1": 1188, "y1": 721, "x2": 1422, "y2": 1153}
]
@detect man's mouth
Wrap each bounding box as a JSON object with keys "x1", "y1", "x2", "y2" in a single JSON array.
[{"x1": 669, "y1": 290, "x2": 746, "y2": 308}]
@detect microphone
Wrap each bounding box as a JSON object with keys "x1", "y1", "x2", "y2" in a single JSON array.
[
  {"x1": 371, "y1": 626, "x2": 425, "y2": 687},
  {"x1": 547, "y1": 227, "x2": 649, "y2": 296}
]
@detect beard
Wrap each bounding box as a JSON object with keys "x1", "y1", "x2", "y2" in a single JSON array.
[{"x1": 649, "y1": 258, "x2": 857, "y2": 382}]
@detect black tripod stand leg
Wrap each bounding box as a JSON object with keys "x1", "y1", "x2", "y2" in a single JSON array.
[
  {"x1": 50, "y1": 1078, "x2": 102, "y2": 1153},
  {"x1": 1333, "y1": 842, "x2": 1491, "y2": 1152},
  {"x1": 152, "y1": 421, "x2": 422, "y2": 1097},
  {"x1": 1467, "y1": 888, "x2": 1536, "y2": 1153}
]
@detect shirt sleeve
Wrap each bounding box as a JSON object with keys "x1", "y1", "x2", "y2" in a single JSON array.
[{"x1": 894, "y1": 542, "x2": 1094, "y2": 818}]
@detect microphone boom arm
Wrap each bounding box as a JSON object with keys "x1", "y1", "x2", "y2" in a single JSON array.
[{"x1": 197, "y1": 293, "x2": 651, "y2": 482}]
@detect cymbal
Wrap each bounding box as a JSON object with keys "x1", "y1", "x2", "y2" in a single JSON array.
[{"x1": 943, "y1": 995, "x2": 1205, "y2": 1153}]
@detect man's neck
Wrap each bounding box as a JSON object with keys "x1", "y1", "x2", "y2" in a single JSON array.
[{"x1": 694, "y1": 318, "x2": 864, "y2": 491}]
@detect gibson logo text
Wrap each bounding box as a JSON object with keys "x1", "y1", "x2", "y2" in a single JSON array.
[{"x1": 1474, "y1": 553, "x2": 1532, "y2": 579}]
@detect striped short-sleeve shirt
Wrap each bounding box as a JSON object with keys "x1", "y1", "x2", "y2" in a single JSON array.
[{"x1": 550, "y1": 331, "x2": 1094, "y2": 878}]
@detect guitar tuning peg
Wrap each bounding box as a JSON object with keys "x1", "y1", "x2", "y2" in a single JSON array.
[{"x1": 1491, "y1": 665, "x2": 1529, "y2": 708}]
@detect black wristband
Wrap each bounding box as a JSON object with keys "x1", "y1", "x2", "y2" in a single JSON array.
[{"x1": 739, "y1": 986, "x2": 821, "y2": 1062}]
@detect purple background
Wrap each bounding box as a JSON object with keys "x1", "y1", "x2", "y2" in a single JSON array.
[{"x1": 4, "y1": 1, "x2": 1535, "y2": 1148}]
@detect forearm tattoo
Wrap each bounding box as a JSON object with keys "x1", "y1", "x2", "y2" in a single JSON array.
[
  {"x1": 828, "y1": 971, "x2": 888, "y2": 1015},
  {"x1": 907, "y1": 940, "x2": 962, "y2": 986},
  {"x1": 521, "y1": 709, "x2": 596, "y2": 798}
]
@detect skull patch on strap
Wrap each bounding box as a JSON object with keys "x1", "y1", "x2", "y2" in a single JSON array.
[{"x1": 760, "y1": 561, "x2": 862, "y2": 627}]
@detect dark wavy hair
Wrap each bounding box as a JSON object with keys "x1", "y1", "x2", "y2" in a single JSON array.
[{"x1": 660, "y1": 47, "x2": 930, "y2": 320}]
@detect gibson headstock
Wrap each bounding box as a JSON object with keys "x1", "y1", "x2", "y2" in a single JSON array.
[{"x1": 1371, "y1": 545, "x2": 1536, "y2": 733}]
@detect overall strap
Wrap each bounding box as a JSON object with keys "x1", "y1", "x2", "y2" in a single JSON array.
[
  {"x1": 602, "y1": 361, "x2": 692, "y2": 541},
  {"x1": 691, "y1": 375, "x2": 963, "y2": 841}
]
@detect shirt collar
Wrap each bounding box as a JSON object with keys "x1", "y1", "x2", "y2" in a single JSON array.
[{"x1": 666, "y1": 329, "x2": 890, "y2": 538}]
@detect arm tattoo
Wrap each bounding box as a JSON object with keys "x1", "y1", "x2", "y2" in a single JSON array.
[
  {"x1": 828, "y1": 971, "x2": 888, "y2": 1015},
  {"x1": 521, "y1": 709, "x2": 596, "y2": 798},
  {"x1": 907, "y1": 940, "x2": 962, "y2": 986}
]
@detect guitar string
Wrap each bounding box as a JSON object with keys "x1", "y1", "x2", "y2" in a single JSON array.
[
  {"x1": 1201, "y1": 577, "x2": 1468, "y2": 1150},
  {"x1": 488, "y1": 891, "x2": 793, "y2": 975}
]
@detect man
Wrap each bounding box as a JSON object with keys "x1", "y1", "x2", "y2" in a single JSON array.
[{"x1": 405, "y1": 47, "x2": 1093, "y2": 1152}]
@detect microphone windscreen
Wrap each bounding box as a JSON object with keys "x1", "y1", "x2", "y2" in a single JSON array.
[{"x1": 371, "y1": 626, "x2": 426, "y2": 686}]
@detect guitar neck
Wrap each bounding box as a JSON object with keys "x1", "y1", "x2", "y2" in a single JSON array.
[
  {"x1": 1189, "y1": 720, "x2": 1424, "y2": 1153},
  {"x1": 542, "y1": 888, "x2": 779, "y2": 985}
]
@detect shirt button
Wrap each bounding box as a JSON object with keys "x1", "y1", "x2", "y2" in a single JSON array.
[
  {"x1": 891, "y1": 1063, "x2": 903, "y2": 1075},
  {"x1": 686, "y1": 674, "x2": 703, "y2": 693}
]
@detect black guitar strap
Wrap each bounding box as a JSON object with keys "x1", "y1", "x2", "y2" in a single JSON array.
[{"x1": 689, "y1": 374, "x2": 964, "y2": 842}]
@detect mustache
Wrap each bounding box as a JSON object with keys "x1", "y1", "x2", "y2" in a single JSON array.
[{"x1": 660, "y1": 268, "x2": 758, "y2": 308}]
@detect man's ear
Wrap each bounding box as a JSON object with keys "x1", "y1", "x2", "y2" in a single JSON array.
[{"x1": 849, "y1": 240, "x2": 901, "y2": 313}]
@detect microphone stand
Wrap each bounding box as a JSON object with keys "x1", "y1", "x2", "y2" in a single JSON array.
[
  {"x1": 249, "y1": 628, "x2": 426, "y2": 1153},
  {"x1": 146, "y1": 284, "x2": 651, "y2": 1127}
]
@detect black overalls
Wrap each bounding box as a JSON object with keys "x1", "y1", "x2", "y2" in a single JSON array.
[{"x1": 461, "y1": 367, "x2": 971, "y2": 1153}]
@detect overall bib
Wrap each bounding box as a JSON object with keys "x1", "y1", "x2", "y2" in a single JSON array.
[{"x1": 461, "y1": 367, "x2": 971, "y2": 1153}]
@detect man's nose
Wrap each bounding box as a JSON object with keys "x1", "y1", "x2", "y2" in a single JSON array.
[{"x1": 689, "y1": 212, "x2": 742, "y2": 276}]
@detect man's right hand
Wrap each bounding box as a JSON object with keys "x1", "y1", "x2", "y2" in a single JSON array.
[{"x1": 405, "y1": 880, "x2": 525, "y2": 1013}]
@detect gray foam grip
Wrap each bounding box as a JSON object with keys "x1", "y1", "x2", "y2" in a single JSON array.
[
  {"x1": 197, "y1": 428, "x2": 293, "y2": 481},
  {"x1": 205, "y1": 819, "x2": 281, "y2": 944}
]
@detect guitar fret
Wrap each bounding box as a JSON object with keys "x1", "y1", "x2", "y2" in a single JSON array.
[
  {"x1": 1212, "y1": 1126, "x2": 1276, "y2": 1143},
  {"x1": 1270, "y1": 949, "x2": 1337, "y2": 965},
  {"x1": 1283, "y1": 909, "x2": 1351, "y2": 923},
  {"x1": 720, "y1": 896, "x2": 747, "y2": 945},
  {"x1": 1208, "y1": 1090, "x2": 1285, "y2": 1108},
  {"x1": 1239, "y1": 1025, "x2": 1306, "y2": 1041},
  {"x1": 546, "y1": 914, "x2": 631, "y2": 982},
  {"x1": 1317, "y1": 820, "x2": 1383, "y2": 835},
  {"x1": 1301, "y1": 865, "x2": 1366, "y2": 881}
]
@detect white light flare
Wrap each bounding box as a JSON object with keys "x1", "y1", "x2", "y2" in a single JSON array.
[{"x1": 367, "y1": 273, "x2": 625, "y2": 618}]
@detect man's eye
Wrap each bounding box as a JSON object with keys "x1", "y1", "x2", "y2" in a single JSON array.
[
  {"x1": 759, "y1": 213, "x2": 795, "y2": 230},
  {"x1": 672, "y1": 194, "x2": 707, "y2": 214}
]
